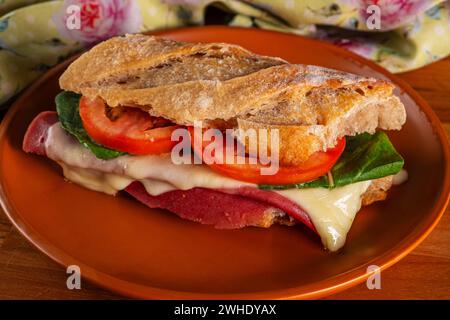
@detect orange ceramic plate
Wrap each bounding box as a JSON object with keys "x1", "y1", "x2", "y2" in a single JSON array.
[{"x1": 0, "y1": 27, "x2": 449, "y2": 299}]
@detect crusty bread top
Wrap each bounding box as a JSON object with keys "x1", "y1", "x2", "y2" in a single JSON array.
[
  {"x1": 60, "y1": 34, "x2": 287, "y2": 91},
  {"x1": 59, "y1": 34, "x2": 403, "y2": 124},
  {"x1": 60, "y1": 34, "x2": 406, "y2": 165}
]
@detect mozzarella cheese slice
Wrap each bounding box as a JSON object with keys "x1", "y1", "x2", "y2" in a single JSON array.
[
  {"x1": 46, "y1": 123, "x2": 374, "y2": 251},
  {"x1": 277, "y1": 182, "x2": 371, "y2": 250}
]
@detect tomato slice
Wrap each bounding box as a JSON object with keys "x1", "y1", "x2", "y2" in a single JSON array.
[
  {"x1": 79, "y1": 96, "x2": 180, "y2": 155},
  {"x1": 189, "y1": 127, "x2": 346, "y2": 185}
]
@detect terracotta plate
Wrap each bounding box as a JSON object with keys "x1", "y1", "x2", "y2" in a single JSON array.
[{"x1": 0, "y1": 27, "x2": 449, "y2": 299}]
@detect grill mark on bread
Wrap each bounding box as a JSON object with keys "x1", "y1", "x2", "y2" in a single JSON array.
[
  {"x1": 60, "y1": 34, "x2": 287, "y2": 94},
  {"x1": 94, "y1": 53, "x2": 284, "y2": 90}
]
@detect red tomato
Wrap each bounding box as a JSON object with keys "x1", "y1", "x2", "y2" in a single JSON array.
[
  {"x1": 79, "y1": 96, "x2": 180, "y2": 155},
  {"x1": 189, "y1": 127, "x2": 346, "y2": 185}
]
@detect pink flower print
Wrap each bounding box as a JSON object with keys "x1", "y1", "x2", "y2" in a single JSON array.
[
  {"x1": 53, "y1": 0, "x2": 142, "y2": 44},
  {"x1": 359, "y1": 0, "x2": 430, "y2": 30}
]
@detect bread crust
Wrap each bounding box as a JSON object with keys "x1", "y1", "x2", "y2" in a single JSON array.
[
  {"x1": 60, "y1": 34, "x2": 406, "y2": 165},
  {"x1": 237, "y1": 95, "x2": 405, "y2": 164},
  {"x1": 361, "y1": 175, "x2": 393, "y2": 206}
]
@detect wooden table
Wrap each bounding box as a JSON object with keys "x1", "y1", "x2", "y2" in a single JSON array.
[{"x1": 0, "y1": 58, "x2": 449, "y2": 300}]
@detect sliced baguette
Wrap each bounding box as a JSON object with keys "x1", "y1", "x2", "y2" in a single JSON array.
[{"x1": 60, "y1": 34, "x2": 406, "y2": 165}]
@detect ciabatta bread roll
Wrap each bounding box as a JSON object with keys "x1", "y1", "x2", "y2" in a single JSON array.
[{"x1": 60, "y1": 34, "x2": 406, "y2": 165}]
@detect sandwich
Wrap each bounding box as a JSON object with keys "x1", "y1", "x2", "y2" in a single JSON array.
[{"x1": 22, "y1": 34, "x2": 407, "y2": 252}]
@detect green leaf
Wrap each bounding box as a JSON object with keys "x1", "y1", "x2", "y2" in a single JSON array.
[
  {"x1": 259, "y1": 132, "x2": 404, "y2": 190},
  {"x1": 55, "y1": 91, "x2": 126, "y2": 160}
]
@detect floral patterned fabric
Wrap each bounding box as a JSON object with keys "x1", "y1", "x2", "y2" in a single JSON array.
[{"x1": 0, "y1": 0, "x2": 449, "y2": 107}]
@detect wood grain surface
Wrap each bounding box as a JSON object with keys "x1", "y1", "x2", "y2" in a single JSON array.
[{"x1": 0, "y1": 57, "x2": 449, "y2": 300}]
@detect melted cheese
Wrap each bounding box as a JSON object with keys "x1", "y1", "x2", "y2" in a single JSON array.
[
  {"x1": 393, "y1": 169, "x2": 408, "y2": 185},
  {"x1": 46, "y1": 124, "x2": 251, "y2": 191},
  {"x1": 277, "y1": 182, "x2": 371, "y2": 251},
  {"x1": 59, "y1": 162, "x2": 132, "y2": 195},
  {"x1": 46, "y1": 123, "x2": 376, "y2": 251}
]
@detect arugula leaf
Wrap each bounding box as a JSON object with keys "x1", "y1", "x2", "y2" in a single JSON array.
[
  {"x1": 55, "y1": 91, "x2": 126, "y2": 160},
  {"x1": 259, "y1": 132, "x2": 404, "y2": 190}
]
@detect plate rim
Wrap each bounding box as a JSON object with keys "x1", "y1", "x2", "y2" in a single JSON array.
[{"x1": 0, "y1": 26, "x2": 449, "y2": 299}]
